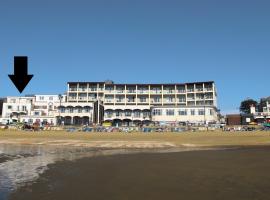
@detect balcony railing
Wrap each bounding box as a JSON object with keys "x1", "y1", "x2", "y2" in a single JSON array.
[
  {"x1": 205, "y1": 88, "x2": 213, "y2": 91},
  {"x1": 78, "y1": 88, "x2": 87, "y2": 92},
  {"x1": 69, "y1": 88, "x2": 77, "y2": 91},
  {"x1": 105, "y1": 99, "x2": 114, "y2": 103},
  {"x1": 68, "y1": 97, "x2": 77, "y2": 101},
  {"x1": 138, "y1": 90, "x2": 149, "y2": 94},
  {"x1": 177, "y1": 90, "x2": 186, "y2": 93},
  {"x1": 163, "y1": 90, "x2": 175, "y2": 94}
]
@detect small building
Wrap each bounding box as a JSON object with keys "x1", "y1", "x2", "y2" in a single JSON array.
[{"x1": 226, "y1": 114, "x2": 241, "y2": 125}]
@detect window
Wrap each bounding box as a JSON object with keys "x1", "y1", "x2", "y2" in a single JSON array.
[
  {"x1": 166, "y1": 97, "x2": 174, "y2": 103},
  {"x1": 166, "y1": 109, "x2": 174, "y2": 116},
  {"x1": 39, "y1": 96, "x2": 44, "y2": 101},
  {"x1": 198, "y1": 109, "x2": 205, "y2": 115},
  {"x1": 105, "y1": 111, "x2": 113, "y2": 117},
  {"x1": 178, "y1": 109, "x2": 187, "y2": 115},
  {"x1": 115, "y1": 111, "x2": 121, "y2": 117},
  {"x1": 34, "y1": 112, "x2": 39, "y2": 116},
  {"x1": 153, "y1": 109, "x2": 162, "y2": 116},
  {"x1": 134, "y1": 111, "x2": 141, "y2": 117},
  {"x1": 140, "y1": 97, "x2": 147, "y2": 102},
  {"x1": 49, "y1": 96, "x2": 53, "y2": 100},
  {"x1": 190, "y1": 109, "x2": 196, "y2": 115},
  {"x1": 153, "y1": 97, "x2": 160, "y2": 102},
  {"x1": 8, "y1": 105, "x2": 12, "y2": 109},
  {"x1": 127, "y1": 96, "x2": 135, "y2": 102},
  {"x1": 210, "y1": 109, "x2": 214, "y2": 116},
  {"x1": 143, "y1": 112, "x2": 150, "y2": 117},
  {"x1": 125, "y1": 110, "x2": 132, "y2": 117}
]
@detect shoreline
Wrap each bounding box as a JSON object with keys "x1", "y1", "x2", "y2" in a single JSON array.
[{"x1": 8, "y1": 145, "x2": 270, "y2": 200}]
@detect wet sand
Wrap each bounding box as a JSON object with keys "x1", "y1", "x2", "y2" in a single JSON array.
[{"x1": 9, "y1": 146, "x2": 270, "y2": 200}]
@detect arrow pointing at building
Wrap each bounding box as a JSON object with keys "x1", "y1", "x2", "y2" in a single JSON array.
[{"x1": 8, "y1": 56, "x2": 34, "y2": 93}]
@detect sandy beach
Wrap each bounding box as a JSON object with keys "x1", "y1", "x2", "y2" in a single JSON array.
[
  {"x1": 1, "y1": 130, "x2": 270, "y2": 148},
  {"x1": 1, "y1": 130, "x2": 270, "y2": 200},
  {"x1": 8, "y1": 146, "x2": 270, "y2": 200}
]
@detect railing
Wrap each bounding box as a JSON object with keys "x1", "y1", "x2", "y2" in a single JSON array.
[
  {"x1": 196, "y1": 88, "x2": 203, "y2": 92},
  {"x1": 88, "y1": 98, "x2": 96, "y2": 101},
  {"x1": 151, "y1": 90, "x2": 162, "y2": 94},
  {"x1": 205, "y1": 88, "x2": 213, "y2": 91},
  {"x1": 177, "y1": 90, "x2": 186, "y2": 93},
  {"x1": 78, "y1": 88, "x2": 87, "y2": 92},
  {"x1": 68, "y1": 97, "x2": 77, "y2": 101},
  {"x1": 163, "y1": 90, "x2": 175, "y2": 94},
  {"x1": 137, "y1": 90, "x2": 149, "y2": 94},
  {"x1": 105, "y1": 90, "x2": 114, "y2": 93},
  {"x1": 116, "y1": 90, "x2": 124, "y2": 94},
  {"x1": 69, "y1": 88, "x2": 77, "y2": 91}
]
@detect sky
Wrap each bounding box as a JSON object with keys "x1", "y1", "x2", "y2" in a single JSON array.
[{"x1": 0, "y1": 0, "x2": 269, "y2": 114}]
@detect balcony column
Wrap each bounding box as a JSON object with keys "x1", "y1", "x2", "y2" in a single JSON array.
[
  {"x1": 71, "y1": 116, "x2": 74, "y2": 125},
  {"x1": 148, "y1": 85, "x2": 151, "y2": 106},
  {"x1": 76, "y1": 83, "x2": 79, "y2": 103},
  {"x1": 87, "y1": 83, "x2": 89, "y2": 102},
  {"x1": 136, "y1": 85, "x2": 138, "y2": 106},
  {"x1": 124, "y1": 85, "x2": 127, "y2": 106},
  {"x1": 175, "y1": 84, "x2": 177, "y2": 106},
  {"x1": 113, "y1": 85, "x2": 116, "y2": 106}
]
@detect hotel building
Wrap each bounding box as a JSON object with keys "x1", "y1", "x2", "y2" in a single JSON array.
[
  {"x1": 66, "y1": 80, "x2": 219, "y2": 125},
  {"x1": 1, "y1": 95, "x2": 60, "y2": 124}
]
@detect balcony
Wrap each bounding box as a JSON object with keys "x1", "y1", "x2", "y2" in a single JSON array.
[
  {"x1": 105, "y1": 99, "x2": 114, "y2": 103},
  {"x1": 88, "y1": 97, "x2": 96, "y2": 101},
  {"x1": 187, "y1": 89, "x2": 194, "y2": 92},
  {"x1": 195, "y1": 88, "x2": 204, "y2": 92},
  {"x1": 69, "y1": 87, "x2": 77, "y2": 92},
  {"x1": 116, "y1": 90, "x2": 125, "y2": 94},
  {"x1": 68, "y1": 97, "x2": 77, "y2": 101},
  {"x1": 138, "y1": 100, "x2": 149, "y2": 104},
  {"x1": 137, "y1": 90, "x2": 149, "y2": 94},
  {"x1": 116, "y1": 99, "x2": 125, "y2": 103},
  {"x1": 89, "y1": 87, "x2": 97, "y2": 92},
  {"x1": 78, "y1": 97, "x2": 87, "y2": 101},
  {"x1": 77, "y1": 87, "x2": 87, "y2": 92},
  {"x1": 163, "y1": 90, "x2": 175, "y2": 94},
  {"x1": 177, "y1": 90, "x2": 186, "y2": 93},
  {"x1": 127, "y1": 99, "x2": 136, "y2": 103},
  {"x1": 205, "y1": 88, "x2": 213, "y2": 91}
]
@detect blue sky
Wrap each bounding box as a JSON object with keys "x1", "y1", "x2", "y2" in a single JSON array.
[{"x1": 0, "y1": 0, "x2": 269, "y2": 114}]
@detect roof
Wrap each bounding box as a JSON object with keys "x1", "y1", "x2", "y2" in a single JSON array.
[{"x1": 67, "y1": 81, "x2": 215, "y2": 86}]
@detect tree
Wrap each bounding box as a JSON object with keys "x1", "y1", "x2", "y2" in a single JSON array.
[{"x1": 240, "y1": 99, "x2": 258, "y2": 114}]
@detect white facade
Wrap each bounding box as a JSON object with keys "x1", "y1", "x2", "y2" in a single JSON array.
[
  {"x1": 254, "y1": 101, "x2": 270, "y2": 120},
  {"x1": 58, "y1": 102, "x2": 94, "y2": 125},
  {"x1": 1, "y1": 96, "x2": 33, "y2": 124},
  {"x1": 1, "y1": 95, "x2": 61, "y2": 125},
  {"x1": 0, "y1": 95, "x2": 94, "y2": 125},
  {"x1": 67, "y1": 81, "x2": 219, "y2": 125},
  {"x1": 0, "y1": 81, "x2": 219, "y2": 126}
]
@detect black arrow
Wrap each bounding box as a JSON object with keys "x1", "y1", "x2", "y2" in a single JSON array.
[{"x1": 8, "y1": 56, "x2": 34, "y2": 93}]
